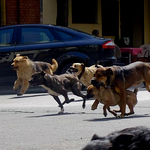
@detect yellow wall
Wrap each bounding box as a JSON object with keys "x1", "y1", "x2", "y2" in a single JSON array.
[
  {"x1": 42, "y1": 0, "x2": 150, "y2": 45},
  {"x1": 68, "y1": 0, "x2": 102, "y2": 35},
  {"x1": 42, "y1": 0, "x2": 102, "y2": 35},
  {"x1": 42, "y1": 0, "x2": 57, "y2": 24},
  {"x1": 144, "y1": 0, "x2": 150, "y2": 44}
]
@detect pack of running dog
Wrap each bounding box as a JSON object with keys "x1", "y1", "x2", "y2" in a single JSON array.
[
  {"x1": 11, "y1": 54, "x2": 150, "y2": 117},
  {"x1": 11, "y1": 54, "x2": 150, "y2": 149}
]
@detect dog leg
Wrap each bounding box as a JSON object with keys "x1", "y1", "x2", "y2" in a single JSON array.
[
  {"x1": 113, "y1": 104, "x2": 121, "y2": 113},
  {"x1": 125, "y1": 103, "x2": 134, "y2": 116},
  {"x1": 13, "y1": 78, "x2": 22, "y2": 91},
  {"x1": 113, "y1": 109, "x2": 121, "y2": 113},
  {"x1": 103, "y1": 105, "x2": 117, "y2": 117},
  {"x1": 71, "y1": 82, "x2": 86, "y2": 108},
  {"x1": 103, "y1": 105, "x2": 107, "y2": 117},
  {"x1": 61, "y1": 92, "x2": 75, "y2": 105},
  {"x1": 73, "y1": 92, "x2": 86, "y2": 109},
  {"x1": 18, "y1": 80, "x2": 29, "y2": 96},
  {"x1": 119, "y1": 89, "x2": 126, "y2": 118},
  {"x1": 91, "y1": 99, "x2": 99, "y2": 110},
  {"x1": 53, "y1": 96, "x2": 64, "y2": 114},
  {"x1": 107, "y1": 106, "x2": 117, "y2": 117},
  {"x1": 145, "y1": 83, "x2": 150, "y2": 92}
]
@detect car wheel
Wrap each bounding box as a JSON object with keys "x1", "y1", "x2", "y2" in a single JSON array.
[{"x1": 59, "y1": 62, "x2": 74, "y2": 74}]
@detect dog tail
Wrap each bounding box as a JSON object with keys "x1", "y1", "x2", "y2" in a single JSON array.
[
  {"x1": 134, "y1": 88, "x2": 138, "y2": 95},
  {"x1": 50, "y1": 59, "x2": 58, "y2": 73}
]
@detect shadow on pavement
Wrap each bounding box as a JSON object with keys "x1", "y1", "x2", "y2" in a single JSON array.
[
  {"x1": 26, "y1": 111, "x2": 86, "y2": 118},
  {"x1": 9, "y1": 93, "x2": 49, "y2": 99},
  {"x1": 84, "y1": 114, "x2": 150, "y2": 122}
]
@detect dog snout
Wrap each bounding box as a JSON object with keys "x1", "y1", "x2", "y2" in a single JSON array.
[
  {"x1": 85, "y1": 93, "x2": 94, "y2": 99},
  {"x1": 68, "y1": 67, "x2": 74, "y2": 73},
  {"x1": 91, "y1": 78, "x2": 104, "y2": 88},
  {"x1": 11, "y1": 63, "x2": 14, "y2": 67},
  {"x1": 29, "y1": 79, "x2": 33, "y2": 85},
  {"x1": 91, "y1": 78, "x2": 98, "y2": 86},
  {"x1": 68, "y1": 67, "x2": 78, "y2": 73},
  {"x1": 11, "y1": 63, "x2": 16, "y2": 70}
]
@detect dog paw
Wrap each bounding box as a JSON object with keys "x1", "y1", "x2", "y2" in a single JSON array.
[
  {"x1": 103, "y1": 112, "x2": 107, "y2": 117},
  {"x1": 125, "y1": 112, "x2": 134, "y2": 116},
  {"x1": 91, "y1": 106, "x2": 97, "y2": 110},
  {"x1": 17, "y1": 93, "x2": 23, "y2": 96},
  {"x1": 116, "y1": 114, "x2": 125, "y2": 118},
  {"x1": 82, "y1": 103, "x2": 86, "y2": 109},
  {"x1": 65, "y1": 99, "x2": 75, "y2": 104},
  {"x1": 69, "y1": 99, "x2": 75, "y2": 103},
  {"x1": 58, "y1": 108, "x2": 64, "y2": 114}
]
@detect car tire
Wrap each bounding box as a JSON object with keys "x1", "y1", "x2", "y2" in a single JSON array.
[{"x1": 58, "y1": 62, "x2": 75, "y2": 74}]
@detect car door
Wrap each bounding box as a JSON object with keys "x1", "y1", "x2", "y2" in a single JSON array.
[
  {"x1": 0, "y1": 27, "x2": 17, "y2": 87},
  {"x1": 14, "y1": 26, "x2": 66, "y2": 62}
]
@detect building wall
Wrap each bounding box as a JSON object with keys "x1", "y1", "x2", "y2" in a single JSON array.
[
  {"x1": 5, "y1": 0, "x2": 18, "y2": 25},
  {"x1": 42, "y1": 0, "x2": 150, "y2": 46},
  {"x1": 2, "y1": 0, "x2": 150, "y2": 46},
  {"x1": 42, "y1": 0, "x2": 57, "y2": 24},
  {"x1": 19, "y1": 0, "x2": 40, "y2": 24},
  {"x1": 144, "y1": 0, "x2": 150, "y2": 44},
  {"x1": 68, "y1": 0, "x2": 102, "y2": 36},
  {"x1": 5, "y1": 0, "x2": 40, "y2": 25}
]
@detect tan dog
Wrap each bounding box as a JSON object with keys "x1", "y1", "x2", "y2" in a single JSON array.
[
  {"x1": 11, "y1": 54, "x2": 58, "y2": 96},
  {"x1": 86, "y1": 85, "x2": 138, "y2": 117},
  {"x1": 69, "y1": 63, "x2": 103, "y2": 87},
  {"x1": 91, "y1": 61, "x2": 150, "y2": 117}
]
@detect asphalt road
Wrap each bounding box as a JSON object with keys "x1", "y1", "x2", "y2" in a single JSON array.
[{"x1": 1, "y1": 88, "x2": 150, "y2": 150}]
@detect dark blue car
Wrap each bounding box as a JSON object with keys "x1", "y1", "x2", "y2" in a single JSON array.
[{"x1": 0, "y1": 24, "x2": 117, "y2": 89}]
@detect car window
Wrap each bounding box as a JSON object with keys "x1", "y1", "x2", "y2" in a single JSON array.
[
  {"x1": 20, "y1": 27, "x2": 56, "y2": 45},
  {"x1": 56, "y1": 30, "x2": 73, "y2": 40},
  {"x1": 0, "y1": 28, "x2": 14, "y2": 46}
]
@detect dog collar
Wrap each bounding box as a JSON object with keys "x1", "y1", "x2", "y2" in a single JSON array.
[{"x1": 78, "y1": 64, "x2": 85, "y2": 80}]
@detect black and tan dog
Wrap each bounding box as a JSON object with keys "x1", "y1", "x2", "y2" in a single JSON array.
[
  {"x1": 11, "y1": 54, "x2": 58, "y2": 96},
  {"x1": 82, "y1": 126, "x2": 150, "y2": 150},
  {"x1": 29, "y1": 71, "x2": 86, "y2": 113},
  {"x1": 91, "y1": 61, "x2": 150, "y2": 117},
  {"x1": 86, "y1": 85, "x2": 138, "y2": 117},
  {"x1": 69, "y1": 63, "x2": 103, "y2": 87}
]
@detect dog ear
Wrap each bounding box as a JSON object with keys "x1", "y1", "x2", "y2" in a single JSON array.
[
  {"x1": 23, "y1": 56, "x2": 28, "y2": 59},
  {"x1": 91, "y1": 134, "x2": 102, "y2": 141},
  {"x1": 81, "y1": 63, "x2": 84, "y2": 67},
  {"x1": 112, "y1": 133, "x2": 133, "y2": 149},
  {"x1": 41, "y1": 71, "x2": 45, "y2": 76},
  {"x1": 106, "y1": 68, "x2": 113, "y2": 76},
  {"x1": 16, "y1": 54, "x2": 20, "y2": 57}
]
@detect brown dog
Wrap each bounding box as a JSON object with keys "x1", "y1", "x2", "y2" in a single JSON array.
[
  {"x1": 91, "y1": 61, "x2": 150, "y2": 117},
  {"x1": 11, "y1": 54, "x2": 58, "y2": 96},
  {"x1": 69, "y1": 63, "x2": 103, "y2": 87},
  {"x1": 86, "y1": 85, "x2": 138, "y2": 117}
]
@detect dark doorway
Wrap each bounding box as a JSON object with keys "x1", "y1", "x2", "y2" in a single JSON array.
[
  {"x1": 102, "y1": 0, "x2": 119, "y2": 44},
  {"x1": 0, "y1": 0, "x2": 1, "y2": 26},
  {"x1": 72, "y1": 0, "x2": 98, "y2": 24},
  {"x1": 120, "y1": 0, "x2": 144, "y2": 47}
]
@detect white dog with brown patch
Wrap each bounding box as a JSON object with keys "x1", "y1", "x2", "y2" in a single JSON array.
[{"x1": 69, "y1": 63, "x2": 103, "y2": 87}]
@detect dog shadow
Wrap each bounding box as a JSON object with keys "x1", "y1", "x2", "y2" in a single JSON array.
[
  {"x1": 26, "y1": 111, "x2": 86, "y2": 118},
  {"x1": 9, "y1": 93, "x2": 49, "y2": 99},
  {"x1": 84, "y1": 114, "x2": 150, "y2": 122}
]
